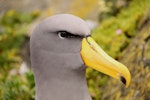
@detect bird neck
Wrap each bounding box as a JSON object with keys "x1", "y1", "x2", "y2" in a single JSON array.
[
  {"x1": 32, "y1": 51, "x2": 91, "y2": 100},
  {"x1": 34, "y1": 70, "x2": 91, "y2": 100}
]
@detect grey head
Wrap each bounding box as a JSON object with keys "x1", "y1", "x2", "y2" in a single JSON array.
[{"x1": 30, "y1": 14, "x2": 91, "y2": 100}]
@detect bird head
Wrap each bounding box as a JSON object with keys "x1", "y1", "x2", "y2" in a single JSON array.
[{"x1": 30, "y1": 14, "x2": 131, "y2": 88}]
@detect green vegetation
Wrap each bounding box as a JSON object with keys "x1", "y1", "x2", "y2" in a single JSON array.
[
  {"x1": 0, "y1": 10, "x2": 39, "y2": 100},
  {"x1": 69, "y1": 0, "x2": 98, "y2": 18},
  {"x1": 87, "y1": 0, "x2": 150, "y2": 99},
  {"x1": 92, "y1": 0, "x2": 150, "y2": 58}
]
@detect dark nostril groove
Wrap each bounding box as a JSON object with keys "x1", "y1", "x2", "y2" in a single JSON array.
[{"x1": 120, "y1": 76, "x2": 126, "y2": 85}]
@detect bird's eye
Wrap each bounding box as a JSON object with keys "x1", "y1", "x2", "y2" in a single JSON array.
[
  {"x1": 58, "y1": 31, "x2": 81, "y2": 39},
  {"x1": 58, "y1": 31, "x2": 69, "y2": 39}
]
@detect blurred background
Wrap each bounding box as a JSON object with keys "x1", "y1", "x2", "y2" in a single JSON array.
[{"x1": 0, "y1": 0, "x2": 150, "y2": 100}]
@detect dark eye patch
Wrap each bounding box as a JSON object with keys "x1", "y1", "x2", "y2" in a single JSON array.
[{"x1": 58, "y1": 31, "x2": 82, "y2": 39}]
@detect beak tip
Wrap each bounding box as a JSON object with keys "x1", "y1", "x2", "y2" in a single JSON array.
[
  {"x1": 120, "y1": 76, "x2": 126, "y2": 86},
  {"x1": 120, "y1": 74, "x2": 130, "y2": 88}
]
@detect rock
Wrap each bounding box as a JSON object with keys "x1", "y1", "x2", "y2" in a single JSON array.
[
  {"x1": 0, "y1": 0, "x2": 50, "y2": 13},
  {"x1": 19, "y1": 61, "x2": 30, "y2": 75}
]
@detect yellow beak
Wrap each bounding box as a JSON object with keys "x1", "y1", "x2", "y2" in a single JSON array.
[{"x1": 80, "y1": 36, "x2": 131, "y2": 87}]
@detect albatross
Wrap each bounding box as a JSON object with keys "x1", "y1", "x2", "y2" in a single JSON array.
[{"x1": 30, "y1": 14, "x2": 131, "y2": 100}]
